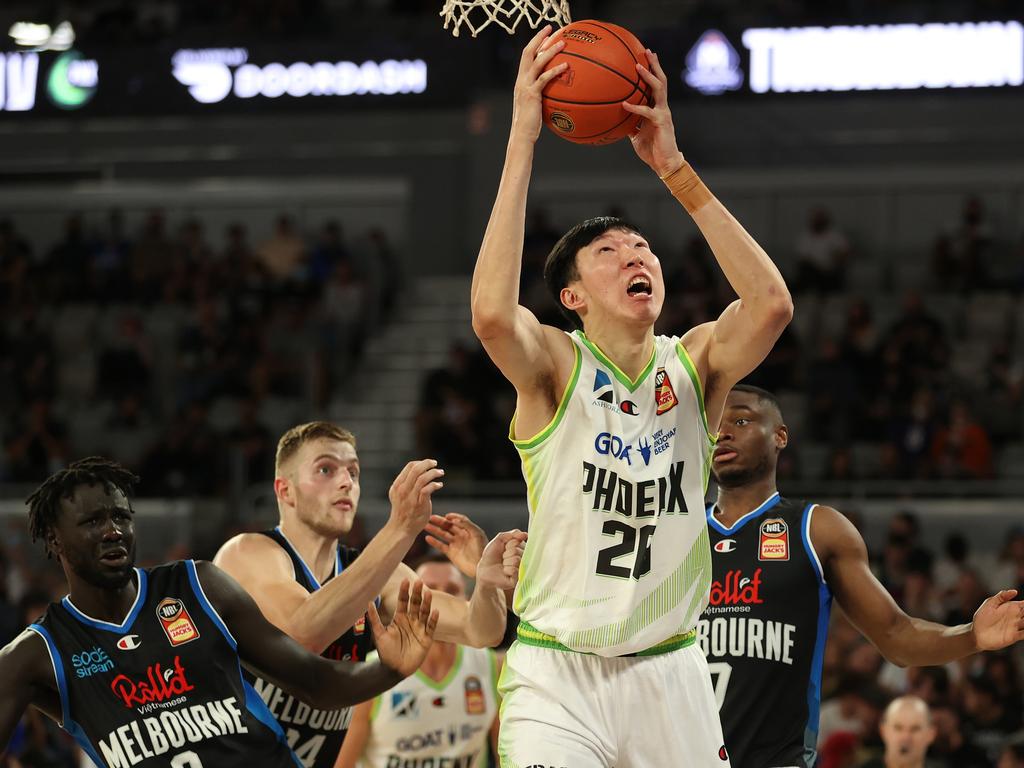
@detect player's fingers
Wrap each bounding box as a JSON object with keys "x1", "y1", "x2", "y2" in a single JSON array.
[
  {"x1": 409, "y1": 580, "x2": 424, "y2": 612},
  {"x1": 429, "y1": 513, "x2": 452, "y2": 528},
  {"x1": 646, "y1": 49, "x2": 669, "y2": 83},
  {"x1": 366, "y1": 603, "x2": 383, "y2": 634},
  {"x1": 424, "y1": 521, "x2": 451, "y2": 538},
  {"x1": 622, "y1": 101, "x2": 656, "y2": 120},
  {"x1": 521, "y1": 24, "x2": 553, "y2": 64},
  {"x1": 418, "y1": 481, "x2": 445, "y2": 505},
  {"x1": 530, "y1": 42, "x2": 566, "y2": 81},
  {"x1": 424, "y1": 535, "x2": 450, "y2": 553},
  {"x1": 635, "y1": 63, "x2": 665, "y2": 101},
  {"x1": 418, "y1": 587, "x2": 434, "y2": 625},
  {"x1": 391, "y1": 460, "x2": 419, "y2": 491},
  {"x1": 410, "y1": 463, "x2": 443, "y2": 490},
  {"x1": 426, "y1": 609, "x2": 440, "y2": 637},
  {"x1": 396, "y1": 579, "x2": 411, "y2": 615}
]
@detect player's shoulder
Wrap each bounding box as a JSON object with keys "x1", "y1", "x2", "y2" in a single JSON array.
[
  {"x1": 214, "y1": 531, "x2": 293, "y2": 577},
  {"x1": 1, "y1": 626, "x2": 55, "y2": 681},
  {"x1": 806, "y1": 502, "x2": 865, "y2": 558}
]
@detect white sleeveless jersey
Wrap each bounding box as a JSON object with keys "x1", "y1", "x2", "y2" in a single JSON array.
[
  {"x1": 511, "y1": 330, "x2": 716, "y2": 657},
  {"x1": 358, "y1": 646, "x2": 498, "y2": 768}
]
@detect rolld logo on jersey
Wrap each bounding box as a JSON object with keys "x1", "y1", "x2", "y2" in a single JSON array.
[
  {"x1": 758, "y1": 518, "x2": 790, "y2": 561},
  {"x1": 156, "y1": 597, "x2": 201, "y2": 647}
]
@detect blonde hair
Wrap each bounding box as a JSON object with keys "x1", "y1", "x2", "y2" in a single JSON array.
[{"x1": 275, "y1": 422, "x2": 356, "y2": 474}]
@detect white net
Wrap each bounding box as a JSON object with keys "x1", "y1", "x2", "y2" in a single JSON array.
[{"x1": 440, "y1": 0, "x2": 571, "y2": 37}]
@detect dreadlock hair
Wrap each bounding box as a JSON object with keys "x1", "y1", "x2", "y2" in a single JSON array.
[{"x1": 26, "y1": 457, "x2": 139, "y2": 558}]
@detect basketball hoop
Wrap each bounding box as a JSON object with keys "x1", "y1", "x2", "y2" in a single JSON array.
[{"x1": 440, "y1": 0, "x2": 571, "y2": 38}]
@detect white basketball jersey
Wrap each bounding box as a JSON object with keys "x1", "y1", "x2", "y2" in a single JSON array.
[
  {"x1": 511, "y1": 331, "x2": 715, "y2": 657},
  {"x1": 359, "y1": 647, "x2": 498, "y2": 768}
]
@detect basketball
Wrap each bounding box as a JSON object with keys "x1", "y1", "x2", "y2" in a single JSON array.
[{"x1": 541, "y1": 20, "x2": 651, "y2": 145}]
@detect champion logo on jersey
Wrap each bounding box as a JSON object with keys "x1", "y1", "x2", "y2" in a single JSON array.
[
  {"x1": 116, "y1": 634, "x2": 142, "y2": 651},
  {"x1": 713, "y1": 539, "x2": 737, "y2": 553},
  {"x1": 654, "y1": 367, "x2": 678, "y2": 415},
  {"x1": 464, "y1": 675, "x2": 485, "y2": 715},
  {"x1": 758, "y1": 518, "x2": 790, "y2": 561},
  {"x1": 156, "y1": 597, "x2": 201, "y2": 647}
]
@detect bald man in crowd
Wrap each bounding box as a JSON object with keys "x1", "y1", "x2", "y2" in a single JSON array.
[{"x1": 858, "y1": 696, "x2": 937, "y2": 768}]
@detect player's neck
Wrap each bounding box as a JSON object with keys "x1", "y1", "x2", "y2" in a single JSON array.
[
  {"x1": 278, "y1": 518, "x2": 338, "y2": 583},
  {"x1": 580, "y1": 322, "x2": 654, "y2": 381},
  {"x1": 419, "y1": 641, "x2": 457, "y2": 682},
  {"x1": 66, "y1": 568, "x2": 139, "y2": 625},
  {"x1": 713, "y1": 477, "x2": 778, "y2": 528}
]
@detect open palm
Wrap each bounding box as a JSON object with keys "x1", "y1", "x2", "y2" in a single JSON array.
[
  {"x1": 370, "y1": 580, "x2": 438, "y2": 677},
  {"x1": 425, "y1": 513, "x2": 488, "y2": 578},
  {"x1": 973, "y1": 589, "x2": 1024, "y2": 650}
]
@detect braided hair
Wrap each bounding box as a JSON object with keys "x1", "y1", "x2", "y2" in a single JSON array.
[{"x1": 26, "y1": 457, "x2": 139, "y2": 557}]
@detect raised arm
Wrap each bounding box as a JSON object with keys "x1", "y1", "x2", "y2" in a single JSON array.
[
  {"x1": 470, "y1": 26, "x2": 575, "y2": 434},
  {"x1": 214, "y1": 459, "x2": 443, "y2": 653},
  {"x1": 379, "y1": 530, "x2": 526, "y2": 648},
  {"x1": 813, "y1": 505, "x2": 1024, "y2": 667},
  {"x1": 0, "y1": 630, "x2": 62, "y2": 747},
  {"x1": 197, "y1": 561, "x2": 437, "y2": 709},
  {"x1": 623, "y1": 51, "x2": 792, "y2": 424}
]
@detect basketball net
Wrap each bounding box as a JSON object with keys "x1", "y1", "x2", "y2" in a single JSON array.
[{"x1": 440, "y1": 0, "x2": 571, "y2": 37}]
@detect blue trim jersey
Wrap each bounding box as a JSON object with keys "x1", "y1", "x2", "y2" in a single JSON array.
[
  {"x1": 698, "y1": 495, "x2": 833, "y2": 768},
  {"x1": 30, "y1": 560, "x2": 299, "y2": 768},
  {"x1": 244, "y1": 528, "x2": 374, "y2": 768}
]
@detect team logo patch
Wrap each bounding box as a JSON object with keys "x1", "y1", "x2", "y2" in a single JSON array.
[
  {"x1": 464, "y1": 675, "x2": 485, "y2": 715},
  {"x1": 713, "y1": 539, "x2": 737, "y2": 553},
  {"x1": 654, "y1": 367, "x2": 678, "y2": 415},
  {"x1": 116, "y1": 634, "x2": 142, "y2": 651},
  {"x1": 353, "y1": 614, "x2": 366, "y2": 636},
  {"x1": 550, "y1": 112, "x2": 574, "y2": 134},
  {"x1": 592, "y1": 369, "x2": 640, "y2": 416},
  {"x1": 156, "y1": 598, "x2": 200, "y2": 647},
  {"x1": 758, "y1": 518, "x2": 790, "y2": 561},
  {"x1": 391, "y1": 691, "x2": 418, "y2": 719}
]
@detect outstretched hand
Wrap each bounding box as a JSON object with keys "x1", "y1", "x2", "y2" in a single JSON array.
[
  {"x1": 476, "y1": 530, "x2": 528, "y2": 591},
  {"x1": 388, "y1": 459, "x2": 445, "y2": 537},
  {"x1": 511, "y1": 25, "x2": 568, "y2": 144},
  {"x1": 622, "y1": 49, "x2": 685, "y2": 178},
  {"x1": 972, "y1": 589, "x2": 1024, "y2": 651},
  {"x1": 425, "y1": 513, "x2": 489, "y2": 579},
  {"x1": 370, "y1": 580, "x2": 439, "y2": 677}
]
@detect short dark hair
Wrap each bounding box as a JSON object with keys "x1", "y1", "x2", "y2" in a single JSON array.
[
  {"x1": 26, "y1": 457, "x2": 138, "y2": 558},
  {"x1": 543, "y1": 217, "x2": 645, "y2": 330},
  {"x1": 731, "y1": 384, "x2": 783, "y2": 419}
]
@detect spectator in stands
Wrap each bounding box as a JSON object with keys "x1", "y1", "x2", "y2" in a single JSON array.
[
  {"x1": 930, "y1": 399, "x2": 994, "y2": 479},
  {"x1": 130, "y1": 209, "x2": 174, "y2": 299},
  {"x1": 44, "y1": 214, "x2": 92, "y2": 302},
  {"x1": 889, "y1": 387, "x2": 940, "y2": 479},
  {"x1": 89, "y1": 209, "x2": 132, "y2": 300},
  {"x1": 795, "y1": 206, "x2": 850, "y2": 293},
  {"x1": 141, "y1": 400, "x2": 224, "y2": 495},
  {"x1": 96, "y1": 312, "x2": 153, "y2": 403},
  {"x1": 808, "y1": 336, "x2": 859, "y2": 442},
  {"x1": 825, "y1": 446, "x2": 856, "y2": 482},
  {"x1": 883, "y1": 293, "x2": 949, "y2": 391},
  {"x1": 309, "y1": 220, "x2": 350, "y2": 283},
  {"x1": 961, "y1": 673, "x2": 1020, "y2": 762},
  {"x1": 901, "y1": 548, "x2": 944, "y2": 622},
  {"x1": 946, "y1": 196, "x2": 993, "y2": 293},
  {"x1": 929, "y1": 703, "x2": 989, "y2": 768},
  {"x1": 3, "y1": 399, "x2": 68, "y2": 483},
  {"x1": 993, "y1": 528, "x2": 1024, "y2": 596},
  {"x1": 856, "y1": 696, "x2": 936, "y2": 768},
  {"x1": 257, "y1": 214, "x2": 307, "y2": 282},
  {"x1": 999, "y1": 741, "x2": 1024, "y2": 768},
  {"x1": 985, "y1": 339, "x2": 1023, "y2": 441},
  {"x1": 227, "y1": 397, "x2": 274, "y2": 485}
]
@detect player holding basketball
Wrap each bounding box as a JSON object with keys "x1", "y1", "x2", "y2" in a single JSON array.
[
  {"x1": 700, "y1": 384, "x2": 1024, "y2": 768},
  {"x1": 471, "y1": 26, "x2": 793, "y2": 767},
  {"x1": 214, "y1": 422, "x2": 524, "y2": 768}
]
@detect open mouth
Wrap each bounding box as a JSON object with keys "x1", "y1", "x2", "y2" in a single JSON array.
[
  {"x1": 626, "y1": 275, "x2": 652, "y2": 297},
  {"x1": 100, "y1": 548, "x2": 129, "y2": 566},
  {"x1": 332, "y1": 500, "x2": 353, "y2": 511}
]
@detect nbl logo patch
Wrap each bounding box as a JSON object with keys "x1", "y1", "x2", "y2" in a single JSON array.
[
  {"x1": 654, "y1": 367, "x2": 678, "y2": 415},
  {"x1": 758, "y1": 518, "x2": 790, "y2": 561},
  {"x1": 156, "y1": 598, "x2": 200, "y2": 647}
]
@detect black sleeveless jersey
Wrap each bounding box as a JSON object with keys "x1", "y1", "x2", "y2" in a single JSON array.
[
  {"x1": 29, "y1": 560, "x2": 299, "y2": 768},
  {"x1": 244, "y1": 527, "x2": 375, "y2": 768},
  {"x1": 698, "y1": 494, "x2": 833, "y2": 768}
]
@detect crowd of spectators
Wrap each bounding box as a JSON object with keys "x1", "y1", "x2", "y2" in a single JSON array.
[
  {"x1": 814, "y1": 513, "x2": 1024, "y2": 767},
  {"x1": 416, "y1": 197, "x2": 1024, "y2": 485},
  {"x1": 0, "y1": 211, "x2": 400, "y2": 493}
]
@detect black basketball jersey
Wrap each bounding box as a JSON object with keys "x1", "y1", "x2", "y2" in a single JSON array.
[
  {"x1": 698, "y1": 494, "x2": 833, "y2": 768},
  {"x1": 29, "y1": 559, "x2": 299, "y2": 768},
  {"x1": 244, "y1": 527, "x2": 375, "y2": 768}
]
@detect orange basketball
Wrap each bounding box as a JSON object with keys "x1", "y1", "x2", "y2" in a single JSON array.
[{"x1": 541, "y1": 20, "x2": 651, "y2": 145}]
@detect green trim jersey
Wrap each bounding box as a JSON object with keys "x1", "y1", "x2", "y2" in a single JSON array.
[
  {"x1": 511, "y1": 330, "x2": 716, "y2": 657},
  {"x1": 358, "y1": 647, "x2": 499, "y2": 768}
]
